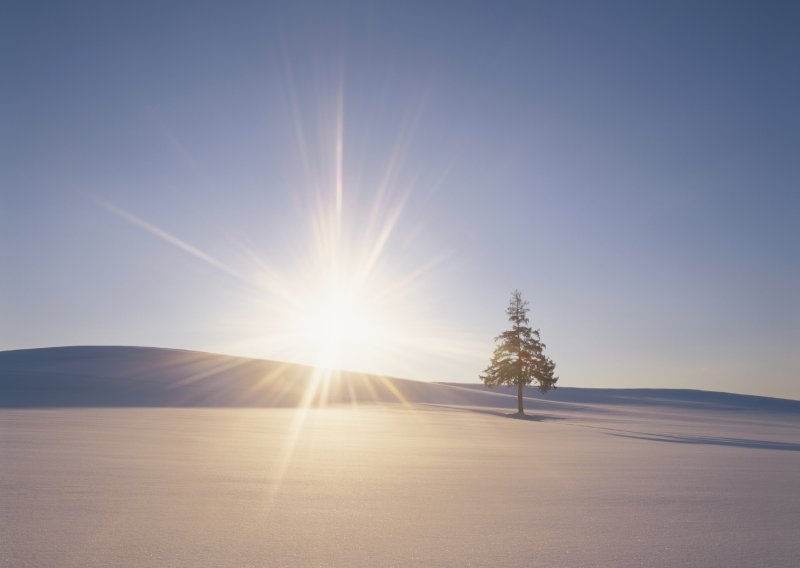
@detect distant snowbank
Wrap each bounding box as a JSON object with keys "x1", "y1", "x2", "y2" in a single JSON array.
[
  {"x1": 2, "y1": 346, "x2": 799, "y2": 413},
  {"x1": 443, "y1": 383, "x2": 800, "y2": 414}
]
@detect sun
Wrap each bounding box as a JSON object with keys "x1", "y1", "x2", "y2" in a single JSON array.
[{"x1": 289, "y1": 271, "x2": 389, "y2": 370}]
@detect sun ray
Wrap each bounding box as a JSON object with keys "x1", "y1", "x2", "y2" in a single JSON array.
[
  {"x1": 334, "y1": 80, "x2": 344, "y2": 239},
  {"x1": 266, "y1": 365, "x2": 330, "y2": 503},
  {"x1": 92, "y1": 198, "x2": 245, "y2": 282}
]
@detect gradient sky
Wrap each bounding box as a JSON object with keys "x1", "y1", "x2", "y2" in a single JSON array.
[{"x1": 3, "y1": 1, "x2": 799, "y2": 398}]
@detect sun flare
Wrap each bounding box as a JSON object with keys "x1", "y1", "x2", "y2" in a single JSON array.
[
  {"x1": 291, "y1": 273, "x2": 388, "y2": 370},
  {"x1": 96, "y1": 78, "x2": 485, "y2": 380}
]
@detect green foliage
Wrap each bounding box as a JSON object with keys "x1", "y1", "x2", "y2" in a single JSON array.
[{"x1": 480, "y1": 290, "x2": 558, "y2": 394}]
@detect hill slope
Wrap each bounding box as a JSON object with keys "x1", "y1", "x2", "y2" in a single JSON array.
[
  {"x1": 1, "y1": 346, "x2": 798, "y2": 413},
  {"x1": 0, "y1": 346, "x2": 507, "y2": 408}
]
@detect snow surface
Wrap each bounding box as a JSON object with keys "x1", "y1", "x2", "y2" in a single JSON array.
[{"x1": 2, "y1": 347, "x2": 799, "y2": 567}]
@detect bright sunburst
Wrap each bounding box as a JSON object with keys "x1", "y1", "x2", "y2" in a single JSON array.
[
  {"x1": 95, "y1": 73, "x2": 484, "y2": 381},
  {"x1": 289, "y1": 270, "x2": 389, "y2": 370}
]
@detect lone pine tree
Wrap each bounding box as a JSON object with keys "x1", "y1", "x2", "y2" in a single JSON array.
[{"x1": 481, "y1": 290, "x2": 558, "y2": 414}]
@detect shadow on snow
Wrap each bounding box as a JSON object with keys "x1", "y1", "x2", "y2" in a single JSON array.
[{"x1": 607, "y1": 432, "x2": 800, "y2": 452}]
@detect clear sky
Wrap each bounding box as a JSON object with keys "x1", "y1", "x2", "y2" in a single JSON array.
[{"x1": 3, "y1": 1, "x2": 799, "y2": 398}]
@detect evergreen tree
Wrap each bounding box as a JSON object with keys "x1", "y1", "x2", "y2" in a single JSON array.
[{"x1": 480, "y1": 290, "x2": 558, "y2": 414}]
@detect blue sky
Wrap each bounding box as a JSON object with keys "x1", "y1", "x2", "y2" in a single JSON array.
[{"x1": 3, "y1": 1, "x2": 798, "y2": 398}]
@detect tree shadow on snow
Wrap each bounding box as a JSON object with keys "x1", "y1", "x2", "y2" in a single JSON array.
[
  {"x1": 608, "y1": 432, "x2": 800, "y2": 452},
  {"x1": 466, "y1": 407, "x2": 564, "y2": 422},
  {"x1": 503, "y1": 412, "x2": 557, "y2": 422},
  {"x1": 468, "y1": 407, "x2": 566, "y2": 422},
  {"x1": 421, "y1": 404, "x2": 565, "y2": 422}
]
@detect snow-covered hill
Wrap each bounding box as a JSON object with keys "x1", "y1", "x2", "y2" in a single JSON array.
[{"x1": 2, "y1": 346, "x2": 797, "y2": 414}]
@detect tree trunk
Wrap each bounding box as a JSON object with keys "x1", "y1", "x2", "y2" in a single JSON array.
[{"x1": 517, "y1": 382, "x2": 524, "y2": 414}]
